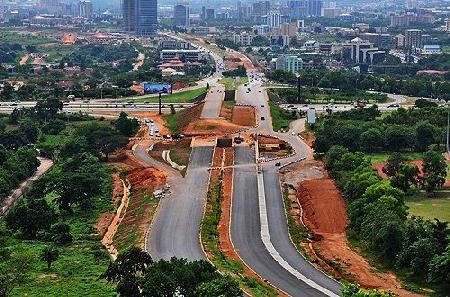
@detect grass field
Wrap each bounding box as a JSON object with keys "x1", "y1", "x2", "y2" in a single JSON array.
[
  {"x1": 406, "y1": 192, "x2": 450, "y2": 222},
  {"x1": 366, "y1": 152, "x2": 425, "y2": 164},
  {"x1": 268, "y1": 101, "x2": 298, "y2": 132},
  {"x1": 4, "y1": 167, "x2": 116, "y2": 296},
  {"x1": 219, "y1": 77, "x2": 248, "y2": 91},
  {"x1": 130, "y1": 88, "x2": 207, "y2": 103}
]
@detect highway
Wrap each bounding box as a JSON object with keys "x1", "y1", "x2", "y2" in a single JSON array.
[
  {"x1": 231, "y1": 147, "x2": 338, "y2": 296},
  {"x1": 135, "y1": 142, "x2": 214, "y2": 261},
  {"x1": 227, "y1": 72, "x2": 343, "y2": 296}
]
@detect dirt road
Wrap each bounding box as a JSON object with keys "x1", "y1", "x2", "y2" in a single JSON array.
[{"x1": 0, "y1": 157, "x2": 54, "y2": 217}]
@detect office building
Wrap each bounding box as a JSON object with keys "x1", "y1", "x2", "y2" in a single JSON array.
[
  {"x1": 123, "y1": 0, "x2": 136, "y2": 32},
  {"x1": 287, "y1": 0, "x2": 306, "y2": 19},
  {"x1": 174, "y1": 4, "x2": 190, "y2": 28},
  {"x1": 201, "y1": 6, "x2": 215, "y2": 20},
  {"x1": 233, "y1": 32, "x2": 254, "y2": 46},
  {"x1": 160, "y1": 49, "x2": 203, "y2": 62},
  {"x1": 123, "y1": 0, "x2": 157, "y2": 36},
  {"x1": 405, "y1": 29, "x2": 422, "y2": 49},
  {"x1": 267, "y1": 11, "x2": 281, "y2": 28},
  {"x1": 252, "y1": 1, "x2": 270, "y2": 17},
  {"x1": 307, "y1": 0, "x2": 322, "y2": 16},
  {"x1": 395, "y1": 34, "x2": 405, "y2": 48},
  {"x1": 322, "y1": 7, "x2": 341, "y2": 18},
  {"x1": 343, "y1": 37, "x2": 385, "y2": 64},
  {"x1": 275, "y1": 55, "x2": 303, "y2": 74},
  {"x1": 78, "y1": 0, "x2": 92, "y2": 18}
]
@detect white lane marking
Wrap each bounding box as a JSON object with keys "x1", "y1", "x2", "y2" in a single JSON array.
[{"x1": 257, "y1": 172, "x2": 339, "y2": 297}]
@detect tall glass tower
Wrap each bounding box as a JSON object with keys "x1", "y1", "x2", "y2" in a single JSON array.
[{"x1": 123, "y1": 0, "x2": 157, "y2": 36}]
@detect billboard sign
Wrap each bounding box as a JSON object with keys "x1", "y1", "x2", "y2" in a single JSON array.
[
  {"x1": 307, "y1": 107, "x2": 316, "y2": 124},
  {"x1": 143, "y1": 83, "x2": 172, "y2": 94}
]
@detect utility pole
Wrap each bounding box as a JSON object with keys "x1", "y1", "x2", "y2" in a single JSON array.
[{"x1": 159, "y1": 92, "x2": 162, "y2": 115}]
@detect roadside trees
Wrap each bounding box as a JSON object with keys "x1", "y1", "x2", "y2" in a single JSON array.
[{"x1": 422, "y1": 150, "x2": 446, "y2": 195}]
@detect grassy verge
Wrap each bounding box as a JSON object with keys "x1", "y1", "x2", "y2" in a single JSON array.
[
  {"x1": 201, "y1": 178, "x2": 277, "y2": 297},
  {"x1": 4, "y1": 167, "x2": 116, "y2": 296},
  {"x1": 405, "y1": 192, "x2": 450, "y2": 222},
  {"x1": 268, "y1": 101, "x2": 297, "y2": 132},
  {"x1": 163, "y1": 112, "x2": 180, "y2": 135},
  {"x1": 113, "y1": 190, "x2": 159, "y2": 253},
  {"x1": 282, "y1": 188, "x2": 311, "y2": 256},
  {"x1": 130, "y1": 88, "x2": 207, "y2": 103},
  {"x1": 219, "y1": 77, "x2": 248, "y2": 91}
]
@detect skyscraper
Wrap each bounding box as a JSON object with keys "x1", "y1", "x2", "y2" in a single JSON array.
[
  {"x1": 405, "y1": 29, "x2": 422, "y2": 49},
  {"x1": 123, "y1": 0, "x2": 157, "y2": 36},
  {"x1": 174, "y1": 4, "x2": 190, "y2": 28}
]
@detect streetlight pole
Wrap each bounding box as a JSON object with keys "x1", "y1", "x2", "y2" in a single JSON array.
[
  {"x1": 159, "y1": 92, "x2": 162, "y2": 115},
  {"x1": 446, "y1": 104, "x2": 449, "y2": 155}
]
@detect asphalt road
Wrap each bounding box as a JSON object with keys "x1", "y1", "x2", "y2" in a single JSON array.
[
  {"x1": 231, "y1": 147, "x2": 335, "y2": 296},
  {"x1": 263, "y1": 167, "x2": 342, "y2": 295},
  {"x1": 147, "y1": 146, "x2": 214, "y2": 261},
  {"x1": 200, "y1": 84, "x2": 225, "y2": 119}
]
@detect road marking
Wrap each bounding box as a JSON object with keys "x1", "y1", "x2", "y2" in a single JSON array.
[{"x1": 256, "y1": 172, "x2": 339, "y2": 297}]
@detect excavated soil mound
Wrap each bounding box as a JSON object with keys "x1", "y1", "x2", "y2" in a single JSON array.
[{"x1": 298, "y1": 179, "x2": 347, "y2": 234}]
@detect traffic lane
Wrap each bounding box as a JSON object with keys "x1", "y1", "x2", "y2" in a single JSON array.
[
  {"x1": 263, "y1": 168, "x2": 342, "y2": 295},
  {"x1": 189, "y1": 146, "x2": 214, "y2": 169},
  {"x1": 147, "y1": 146, "x2": 213, "y2": 261},
  {"x1": 234, "y1": 146, "x2": 255, "y2": 165},
  {"x1": 232, "y1": 148, "x2": 327, "y2": 296},
  {"x1": 200, "y1": 85, "x2": 224, "y2": 119},
  {"x1": 231, "y1": 163, "x2": 327, "y2": 297}
]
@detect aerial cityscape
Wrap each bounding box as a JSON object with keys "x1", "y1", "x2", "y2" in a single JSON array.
[{"x1": 0, "y1": 0, "x2": 449, "y2": 296}]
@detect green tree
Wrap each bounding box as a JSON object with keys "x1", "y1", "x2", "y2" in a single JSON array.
[
  {"x1": 422, "y1": 150, "x2": 446, "y2": 195},
  {"x1": 5, "y1": 198, "x2": 55, "y2": 238},
  {"x1": 41, "y1": 246, "x2": 59, "y2": 269},
  {"x1": 390, "y1": 163, "x2": 420, "y2": 192},
  {"x1": 382, "y1": 152, "x2": 406, "y2": 177},
  {"x1": 50, "y1": 223, "x2": 72, "y2": 244},
  {"x1": 415, "y1": 121, "x2": 436, "y2": 151},
  {"x1": 428, "y1": 244, "x2": 450, "y2": 283},
  {"x1": 360, "y1": 128, "x2": 383, "y2": 152},
  {"x1": 34, "y1": 98, "x2": 63, "y2": 122},
  {"x1": 196, "y1": 276, "x2": 242, "y2": 297},
  {"x1": 102, "y1": 247, "x2": 153, "y2": 297}
]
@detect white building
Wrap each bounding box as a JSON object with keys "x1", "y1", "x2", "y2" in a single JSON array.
[
  {"x1": 233, "y1": 32, "x2": 254, "y2": 46},
  {"x1": 275, "y1": 55, "x2": 303, "y2": 74},
  {"x1": 267, "y1": 11, "x2": 281, "y2": 29}
]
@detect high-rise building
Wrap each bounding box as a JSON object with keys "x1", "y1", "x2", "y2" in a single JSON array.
[
  {"x1": 201, "y1": 6, "x2": 215, "y2": 20},
  {"x1": 307, "y1": 0, "x2": 322, "y2": 16},
  {"x1": 252, "y1": 1, "x2": 270, "y2": 17},
  {"x1": 267, "y1": 11, "x2": 281, "y2": 28},
  {"x1": 446, "y1": 19, "x2": 450, "y2": 33},
  {"x1": 123, "y1": 0, "x2": 157, "y2": 36},
  {"x1": 287, "y1": 1, "x2": 306, "y2": 19},
  {"x1": 78, "y1": 0, "x2": 93, "y2": 18},
  {"x1": 405, "y1": 29, "x2": 422, "y2": 49},
  {"x1": 174, "y1": 4, "x2": 190, "y2": 28},
  {"x1": 123, "y1": 0, "x2": 136, "y2": 32}
]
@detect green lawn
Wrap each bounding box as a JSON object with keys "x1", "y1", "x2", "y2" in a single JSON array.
[
  {"x1": 219, "y1": 76, "x2": 248, "y2": 91},
  {"x1": 366, "y1": 152, "x2": 425, "y2": 164},
  {"x1": 406, "y1": 192, "x2": 450, "y2": 222},
  {"x1": 268, "y1": 101, "x2": 297, "y2": 132},
  {"x1": 130, "y1": 88, "x2": 207, "y2": 103}
]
